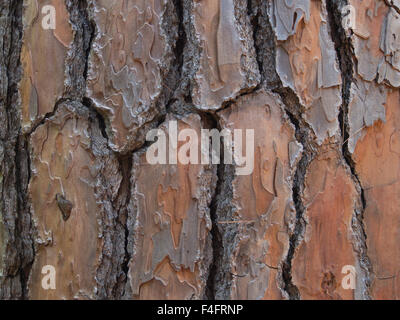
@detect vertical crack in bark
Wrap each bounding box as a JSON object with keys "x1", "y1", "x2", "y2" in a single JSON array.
[
  {"x1": 121, "y1": 156, "x2": 133, "y2": 296},
  {"x1": 16, "y1": 136, "x2": 34, "y2": 300},
  {"x1": 11, "y1": 1, "x2": 31, "y2": 299},
  {"x1": 67, "y1": 0, "x2": 109, "y2": 142},
  {"x1": 79, "y1": 1, "x2": 128, "y2": 299},
  {"x1": 82, "y1": 2, "x2": 94, "y2": 84},
  {"x1": 71, "y1": 0, "x2": 114, "y2": 144},
  {"x1": 178, "y1": 0, "x2": 198, "y2": 105},
  {"x1": 171, "y1": 0, "x2": 186, "y2": 96},
  {"x1": 198, "y1": 1, "x2": 263, "y2": 296},
  {"x1": 203, "y1": 112, "x2": 224, "y2": 300},
  {"x1": 249, "y1": 0, "x2": 316, "y2": 299},
  {"x1": 119, "y1": 0, "x2": 185, "y2": 297},
  {"x1": 0, "y1": 0, "x2": 35, "y2": 299},
  {"x1": 112, "y1": 152, "x2": 133, "y2": 299},
  {"x1": 156, "y1": 0, "x2": 186, "y2": 117},
  {"x1": 247, "y1": 0, "x2": 265, "y2": 85},
  {"x1": 65, "y1": 0, "x2": 94, "y2": 100},
  {"x1": 326, "y1": 0, "x2": 372, "y2": 299},
  {"x1": 278, "y1": 103, "x2": 312, "y2": 301}
]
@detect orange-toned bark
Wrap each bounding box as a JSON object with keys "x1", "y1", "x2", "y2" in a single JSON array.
[
  {"x1": 126, "y1": 114, "x2": 216, "y2": 299},
  {"x1": 28, "y1": 102, "x2": 122, "y2": 299},
  {"x1": 292, "y1": 148, "x2": 360, "y2": 300},
  {"x1": 215, "y1": 90, "x2": 299, "y2": 299},
  {"x1": 20, "y1": 0, "x2": 73, "y2": 131}
]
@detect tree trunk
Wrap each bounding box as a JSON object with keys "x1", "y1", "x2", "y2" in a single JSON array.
[{"x1": 0, "y1": 0, "x2": 399, "y2": 300}]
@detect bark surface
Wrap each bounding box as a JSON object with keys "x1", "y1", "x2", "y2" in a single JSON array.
[{"x1": 0, "y1": 0, "x2": 399, "y2": 300}]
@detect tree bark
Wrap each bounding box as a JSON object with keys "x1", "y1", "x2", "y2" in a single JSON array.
[{"x1": 0, "y1": 0, "x2": 399, "y2": 300}]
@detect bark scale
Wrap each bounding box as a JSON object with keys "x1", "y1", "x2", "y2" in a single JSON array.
[{"x1": 0, "y1": 0, "x2": 399, "y2": 300}]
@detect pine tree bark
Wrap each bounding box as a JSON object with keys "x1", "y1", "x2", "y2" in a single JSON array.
[{"x1": 0, "y1": 0, "x2": 399, "y2": 300}]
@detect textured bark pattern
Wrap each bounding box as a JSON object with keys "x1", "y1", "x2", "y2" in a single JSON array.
[
  {"x1": 20, "y1": 0, "x2": 73, "y2": 132},
  {"x1": 291, "y1": 148, "x2": 362, "y2": 299},
  {"x1": 86, "y1": 0, "x2": 177, "y2": 153},
  {"x1": 0, "y1": 0, "x2": 33, "y2": 299},
  {"x1": 125, "y1": 114, "x2": 215, "y2": 300},
  {"x1": 344, "y1": 0, "x2": 400, "y2": 299},
  {"x1": 1, "y1": 0, "x2": 400, "y2": 300},
  {"x1": 273, "y1": 0, "x2": 342, "y2": 143},
  {"x1": 214, "y1": 90, "x2": 299, "y2": 300},
  {"x1": 190, "y1": 0, "x2": 260, "y2": 110},
  {"x1": 27, "y1": 102, "x2": 124, "y2": 299}
]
